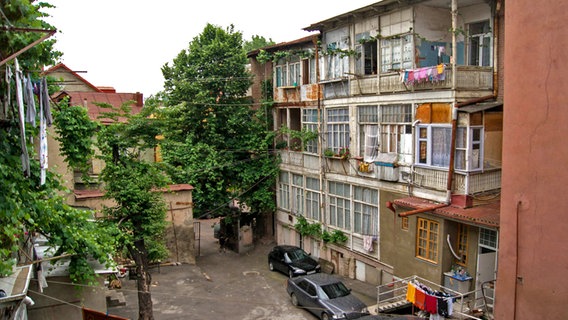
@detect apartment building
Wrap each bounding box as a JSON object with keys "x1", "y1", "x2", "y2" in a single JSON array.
[{"x1": 249, "y1": 0, "x2": 504, "y2": 316}]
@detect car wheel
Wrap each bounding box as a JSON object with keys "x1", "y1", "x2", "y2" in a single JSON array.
[
  {"x1": 269, "y1": 261, "x2": 274, "y2": 271},
  {"x1": 321, "y1": 313, "x2": 330, "y2": 320},
  {"x1": 288, "y1": 269, "x2": 294, "y2": 278},
  {"x1": 290, "y1": 293, "x2": 299, "y2": 306}
]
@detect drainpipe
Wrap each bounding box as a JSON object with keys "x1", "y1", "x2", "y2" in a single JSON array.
[
  {"x1": 398, "y1": 204, "x2": 449, "y2": 217},
  {"x1": 315, "y1": 36, "x2": 326, "y2": 228},
  {"x1": 446, "y1": 0, "x2": 458, "y2": 205}
]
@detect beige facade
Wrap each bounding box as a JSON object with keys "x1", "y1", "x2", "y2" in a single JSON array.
[{"x1": 250, "y1": 0, "x2": 504, "y2": 317}]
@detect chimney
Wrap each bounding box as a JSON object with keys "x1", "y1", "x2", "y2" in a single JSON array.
[{"x1": 135, "y1": 92, "x2": 143, "y2": 106}]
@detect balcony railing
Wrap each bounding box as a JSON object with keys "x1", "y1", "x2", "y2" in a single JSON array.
[
  {"x1": 351, "y1": 65, "x2": 494, "y2": 95},
  {"x1": 413, "y1": 166, "x2": 501, "y2": 195}
]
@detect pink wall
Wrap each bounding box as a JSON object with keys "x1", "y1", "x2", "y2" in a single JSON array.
[{"x1": 496, "y1": 0, "x2": 568, "y2": 319}]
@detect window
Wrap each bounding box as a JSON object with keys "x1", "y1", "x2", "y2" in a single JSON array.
[
  {"x1": 380, "y1": 34, "x2": 413, "y2": 73},
  {"x1": 326, "y1": 108, "x2": 350, "y2": 154},
  {"x1": 479, "y1": 228, "x2": 498, "y2": 250},
  {"x1": 416, "y1": 125, "x2": 452, "y2": 168},
  {"x1": 275, "y1": 60, "x2": 287, "y2": 87},
  {"x1": 353, "y1": 186, "x2": 378, "y2": 235},
  {"x1": 305, "y1": 177, "x2": 320, "y2": 221},
  {"x1": 328, "y1": 181, "x2": 350, "y2": 230},
  {"x1": 291, "y1": 174, "x2": 304, "y2": 216},
  {"x1": 416, "y1": 218, "x2": 439, "y2": 263},
  {"x1": 455, "y1": 126, "x2": 484, "y2": 171},
  {"x1": 355, "y1": 32, "x2": 377, "y2": 75},
  {"x1": 323, "y1": 37, "x2": 349, "y2": 80},
  {"x1": 468, "y1": 20, "x2": 491, "y2": 67},
  {"x1": 358, "y1": 105, "x2": 379, "y2": 161},
  {"x1": 456, "y1": 224, "x2": 469, "y2": 266},
  {"x1": 401, "y1": 216, "x2": 409, "y2": 230},
  {"x1": 303, "y1": 109, "x2": 319, "y2": 154},
  {"x1": 289, "y1": 61, "x2": 301, "y2": 87},
  {"x1": 279, "y1": 172, "x2": 290, "y2": 210},
  {"x1": 380, "y1": 105, "x2": 412, "y2": 155}
]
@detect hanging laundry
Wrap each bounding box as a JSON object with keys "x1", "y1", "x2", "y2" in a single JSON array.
[
  {"x1": 15, "y1": 59, "x2": 31, "y2": 177},
  {"x1": 24, "y1": 74, "x2": 36, "y2": 127},
  {"x1": 406, "y1": 282, "x2": 416, "y2": 303},
  {"x1": 363, "y1": 235, "x2": 374, "y2": 252},
  {"x1": 424, "y1": 292, "x2": 438, "y2": 314},
  {"x1": 414, "y1": 287, "x2": 426, "y2": 310},
  {"x1": 40, "y1": 77, "x2": 52, "y2": 126}
]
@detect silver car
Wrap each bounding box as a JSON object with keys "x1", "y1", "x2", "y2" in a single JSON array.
[{"x1": 286, "y1": 273, "x2": 369, "y2": 320}]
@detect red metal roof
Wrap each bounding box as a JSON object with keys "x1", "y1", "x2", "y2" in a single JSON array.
[
  {"x1": 53, "y1": 91, "x2": 143, "y2": 124},
  {"x1": 393, "y1": 196, "x2": 500, "y2": 228}
]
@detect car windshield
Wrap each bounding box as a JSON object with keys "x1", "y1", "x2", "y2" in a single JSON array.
[
  {"x1": 320, "y1": 282, "x2": 350, "y2": 299},
  {"x1": 286, "y1": 249, "x2": 309, "y2": 262}
]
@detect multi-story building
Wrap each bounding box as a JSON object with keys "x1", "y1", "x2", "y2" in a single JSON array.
[{"x1": 250, "y1": 0, "x2": 504, "y2": 317}]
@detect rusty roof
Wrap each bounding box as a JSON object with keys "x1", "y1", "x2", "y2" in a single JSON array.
[
  {"x1": 53, "y1": 91, "x2": 143, "y2": 124},
  {"x1": 393, "y1": 196, "x2": 500, "y2": 228}
]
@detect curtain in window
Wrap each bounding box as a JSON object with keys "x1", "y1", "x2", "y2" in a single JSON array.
[
  {"x1": 432, "y1": 127, "x2": 452, "y2": 167},
  {"x1": 364, "y1": 125, "x2": 379, "y2": 162}
]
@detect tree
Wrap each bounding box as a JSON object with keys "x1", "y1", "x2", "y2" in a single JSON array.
[
  {"x1": 160, "y1": 23, "x2": 279, "y2": 222},
  {"x1": 0, "y1": 0, "x2": 114, "y2": 284},
  {"x1": 243, "y1": 35, "x2": 275, "y2": 52},
  {"x1": 95, "y1": 102, "x2": 170, "y2": 320}
]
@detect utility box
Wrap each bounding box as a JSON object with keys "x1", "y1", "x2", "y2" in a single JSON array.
[{"x1": 444, "y1": 272, "x2": 472, "y2": 294}]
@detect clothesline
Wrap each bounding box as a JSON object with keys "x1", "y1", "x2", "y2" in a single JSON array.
[
  {"x1": 405, "y1": 279, "x2": 455, "y2": 319},
  {"x1": 399, "y1": 64, "x2": 447, "y2": 86}
]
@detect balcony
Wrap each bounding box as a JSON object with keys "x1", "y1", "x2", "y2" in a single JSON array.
[
  {"x1": 413, "y1": 166, "x2": 501, "y2": 195},
  {"x1": 350, "y1": 66, "x2": 494, "y2": 96}
]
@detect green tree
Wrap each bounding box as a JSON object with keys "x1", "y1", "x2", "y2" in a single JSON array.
[
  {"x1": 160, "y1": 23, "x2": 279, "y2": 222},
  {"x1": 95, "y1": 102, "x2": 170, "y2": 320},
  {"x1": 243, "y1": 34, "x2": 275, "y2": 52},
  {"x1": 0, "y1": 0, "x2": 114, "y2": 283}
]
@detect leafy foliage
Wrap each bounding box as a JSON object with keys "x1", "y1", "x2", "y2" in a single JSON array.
[
  {"x1": 294, "y1": 216, "x2": 348, "y2": 245},
  {"x1": 0, "y1": 1, "x2": 115, "y2": 283},
  {"x1": 160, "y1": 23, "x2": 279, "y2": 219},
  {"x1": 243, "y1": 35, "x2": 275, "y2": 53},
  {"x1": 95, "y1": 102, "x2": 170, "y2": 263},
  {"x1": 53, "y1": 99, "x2": 99, "y2": 176}
]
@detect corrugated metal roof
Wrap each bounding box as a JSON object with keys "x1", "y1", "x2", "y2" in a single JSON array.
[{"x1": 54, "y1": 91, "x2": 143, "y2": 124}]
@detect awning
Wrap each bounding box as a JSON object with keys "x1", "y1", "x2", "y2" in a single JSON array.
[
  {"x1": 458, "y1": 101, "x2": 503, "y2": 113},
  {"x1": 392, "y1": 197, "x2": 500, "y2": 228}
]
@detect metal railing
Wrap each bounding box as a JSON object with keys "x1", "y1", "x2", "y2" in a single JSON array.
[{"x1": 376, "y1": 275, "x2": 494, "y2": 320}]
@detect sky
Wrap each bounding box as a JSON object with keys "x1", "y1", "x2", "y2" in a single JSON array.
[{"x1": 44, "y1": 1, "x2": 379, "y2": 98}]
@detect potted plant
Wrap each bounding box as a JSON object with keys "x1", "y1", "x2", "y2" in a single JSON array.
[
  {"x1": 324, "y1": 148, "x2": 335, "y2": 158},
  {"x1": 338, "y1": 147, "x2": 350, "y2": 159}
]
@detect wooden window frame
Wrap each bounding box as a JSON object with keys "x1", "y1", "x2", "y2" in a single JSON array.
[
  {"x1": 416, "y1": 217, "x2": 439, "y2": 263},
  {"x1": 456, "y1": 224, "x2": 469, "y2": 266}
]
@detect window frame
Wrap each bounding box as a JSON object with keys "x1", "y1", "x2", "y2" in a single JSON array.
[
  {"x1": 416, "y1": 217, "x2": 439, "y2": 263},
  {"x1": 355, "y1": 32, "x2": 378, "y2": 75},
  {"x1": 353, "y1": 186, "x2": 378, "y2": 235},
  {"x1": 380, "y1": 34, "x2": 413, "y2": 73},
  {"x1": 302, "y1": 109, "x2": 319, "y2": 154},
  {"x1": 291, "y1": 173, "x2": 304, "y2": 216},
  {"x1": 380, "y1": 104, "x2": 413, "y2": 156},
  {"x1": 327, "y1": 181, "x2": 351, "y2": 230},
  {"x1": 305, "y1": 177, "x2": 320, "y2": 221},
  {"x1": 278, "y1": 171, "x2": 290, "y2": 210},
  {"x1": 456, "y1": 224, "x2": 469, "y2": 266},
  {"x1": 415, "y1": 124, "x2": 453, "y2": 168},
  {"x1": 326, "y1": 108, "x2": 350, "y2": 154},
  {"x1": 358, "y1": 105, "x2": 379, "y2": 161},
  {"x1": 467, "y1": 20, "x2": 492, "y2": 67}
]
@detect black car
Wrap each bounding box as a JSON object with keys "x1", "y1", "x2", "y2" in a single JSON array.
[
  {"x1": 286, "y1": 273, "x2": 369, "y2": 320},
  {"x1": 268, "y1": 245, "x2": 321, "y2": 278}
]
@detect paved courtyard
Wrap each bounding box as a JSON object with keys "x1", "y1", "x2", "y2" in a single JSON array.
[{"x1": 107, "y1": 218, "x2": 377, "y2": 319}]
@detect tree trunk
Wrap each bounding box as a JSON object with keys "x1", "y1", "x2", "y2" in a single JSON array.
[{"x1": 129, "y1": 239, "x2": 154, "y2": 320}]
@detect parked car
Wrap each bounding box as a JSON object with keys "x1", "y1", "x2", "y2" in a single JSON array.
[
  {"x1": 286, "y1": 273, "x2": 370, "y2": 320},
  {"x1": 268, "y1": 245, "x2": 321, "y2": 278}
]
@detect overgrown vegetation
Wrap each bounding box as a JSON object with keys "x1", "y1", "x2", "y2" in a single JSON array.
[{"x1": 294, "y1": 216, "x2": 348, "y2": 245}]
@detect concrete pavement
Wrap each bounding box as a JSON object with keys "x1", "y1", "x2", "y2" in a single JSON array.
[{"x1": 107, "y1": 218, "x2": 379, "y2": 319}]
